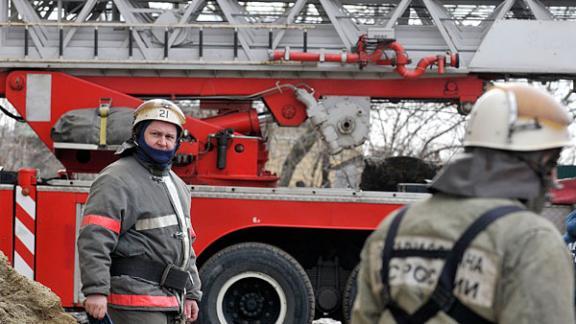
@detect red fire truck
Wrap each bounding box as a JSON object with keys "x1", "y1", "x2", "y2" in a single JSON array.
[
  {"x1": 0, "y1": 69, "x2": 489, "y2": 322},
  {"x1": 1, "y1": 1, "x2": 576, "y2": 322},
  {"x1": 1, "y1": 69, "x2": 574, "y2": 322}
]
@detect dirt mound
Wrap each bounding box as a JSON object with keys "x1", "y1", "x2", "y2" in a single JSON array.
[{"x1": 0, "y1": 252, "x2": 77, "y2": 324}]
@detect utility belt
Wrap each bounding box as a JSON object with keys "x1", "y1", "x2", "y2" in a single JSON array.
[{"x1": 110, "y1": 257, "x2": 190, "y2": 293}]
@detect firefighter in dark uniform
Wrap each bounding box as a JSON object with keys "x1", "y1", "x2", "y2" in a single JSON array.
[
  {"x1": 78, "y1": 99, "x2": 202, "y2": 323},
  {"x1": 352, "y1": 83, "x2": 575, "y2": 324}
]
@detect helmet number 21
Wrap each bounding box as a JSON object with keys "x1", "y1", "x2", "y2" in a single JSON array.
[{"x1": 159, "y1": 109, "x2": 169, "y2": 118}]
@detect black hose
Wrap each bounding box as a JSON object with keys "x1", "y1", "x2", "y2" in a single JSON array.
[{"x1": 0, "y1": 103, "x2": 25, "y2": 122}]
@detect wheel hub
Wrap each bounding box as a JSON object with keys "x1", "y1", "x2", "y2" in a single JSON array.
[
  {"x1": 220, "y1": 275, "x2": 283, "y2": 324},
  {"x1": 239, "y1": 292, "x2": 264, "y2": 317}
]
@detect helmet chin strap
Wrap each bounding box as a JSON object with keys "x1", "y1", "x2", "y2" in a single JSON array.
[
  {"x1": 513, "y1": 149, "x2": 561, "y2": 193},
  {"x1": 512, "y1": 149, "x2": 562, "y2": 215}
]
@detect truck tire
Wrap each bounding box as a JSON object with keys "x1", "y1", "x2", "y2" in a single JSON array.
[
  {"x1": 198, "y1": 242, "x2": 315, "y2": 324},
  {"x1": 342, "y1": 264, "x2": 359, "y2": 323}
]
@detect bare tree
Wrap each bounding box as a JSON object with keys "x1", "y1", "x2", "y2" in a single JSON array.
[
  {"x1": 274, "y1": 81, "x2": 576, "y2": 189},
  {"x1": 277, "y1": 122, "x2": 319, "y2": 186},
  {"x1": 276, "y1": 101, "x2": 466, "y2": 188},
  {"x1": 366, "y1": 101, "x2": 466, "y2": 163},
  {"x1": 0, "y1": 107, "x2": 62, "y2": 178},
  {"x1": 358, "y1": 81, "x2": 576, "y2": 183}
]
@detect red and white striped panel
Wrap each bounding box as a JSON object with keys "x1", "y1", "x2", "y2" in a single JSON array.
[{"x1": 13, "y1": 185, "x2": 36, "y2": 279}]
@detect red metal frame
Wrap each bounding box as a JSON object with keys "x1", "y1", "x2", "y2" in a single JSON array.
[
  {"x1": 0, "y1": 71, "x2": 483, "y2": 307},
  {"x1": 191, "y1": 196, "x2": 402, "y2": 254},
  {"x1": 80, "y1": 75, "x2": 482, "y2": 126},
  {"x1": 7, "y1": 165, "x2": 576, "y2": 309},
  {"x1": 0, "y1": 186, "x2": 14, "y2": 263},
  {"x1": 1, "y1": 71, "x2": 483, "y2": 187},
  {"x1": 5, "y1": 71, "x2": 142, "y2": 151},
  {"x1": 35, "y1": 190, "x2": 87, "y2": 305},
  {"x1": 551, "y1": 178, "x2": 576, "y2": 204},
  {"x1": 25, "y1": 184, "x2": 403, "y2": 307},
  {"x1": 13, "y1": 169, "x2": 37, "y2": 279}
]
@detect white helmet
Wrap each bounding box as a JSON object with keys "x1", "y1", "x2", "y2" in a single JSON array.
[
  {"x1": 133, "y1": 99, "x2": 186, "y2": 131},
  {"x1": 463, "y1": 83, "x2": 572, "y2": 151}
]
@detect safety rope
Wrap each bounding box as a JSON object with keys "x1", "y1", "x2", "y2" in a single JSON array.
[{"x1": 0, "y1": 103, "x2": 25, "y2": 122}]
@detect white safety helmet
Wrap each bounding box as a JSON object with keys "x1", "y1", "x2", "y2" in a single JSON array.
[
  {"x1": 133, "y1": 99, "x2": 186, "y2": 131},
  {"x1": 463, "y1": 83, "x2": 572, "y2": 151}
]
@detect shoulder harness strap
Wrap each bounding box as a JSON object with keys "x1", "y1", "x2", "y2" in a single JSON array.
[
  {"x1": 381, "y1": 205, "x2": 524, "y2": 324},
  {"x1": 380, "y1": 208, "x2": 413, "y2": 322}
]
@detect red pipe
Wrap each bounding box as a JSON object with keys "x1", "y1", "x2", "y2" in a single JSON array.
[
  {"x1": 386, "y1": 41, "x2": 445, "y2": 79},
  {"x1": 202, "y1": 110, "x2": 261, "y2": 135},
  {"x1": 17, "y1": 168, "x2": 37, "y2": 196},
  {"x1": 271, "y1": 41, "x2": 455, "y2": 79},
  {"x1": 437, "y1": 55, "x2": 445, "y2": 74},
  {"x1": 272, "y1": 50, "x2": 361, "y2": 64},
  {"x1": 395, "y1": 56, "x2": 439, "y2": 79},
  {"x1": 386, "y1": 42, "x2": 410, "y2": 65}
]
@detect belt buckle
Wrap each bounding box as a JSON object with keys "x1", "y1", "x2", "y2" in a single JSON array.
[{"x1": 160, "y1": 263, "x2": 176, "y2": 287}]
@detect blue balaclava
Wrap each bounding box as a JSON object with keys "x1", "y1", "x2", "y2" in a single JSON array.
[
  {"x1": 134, "y1": 120, "x2": 179, "y2": 170},
  {"x1": 564, "y1": 209, "x2": 576, "y2": 244}
]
